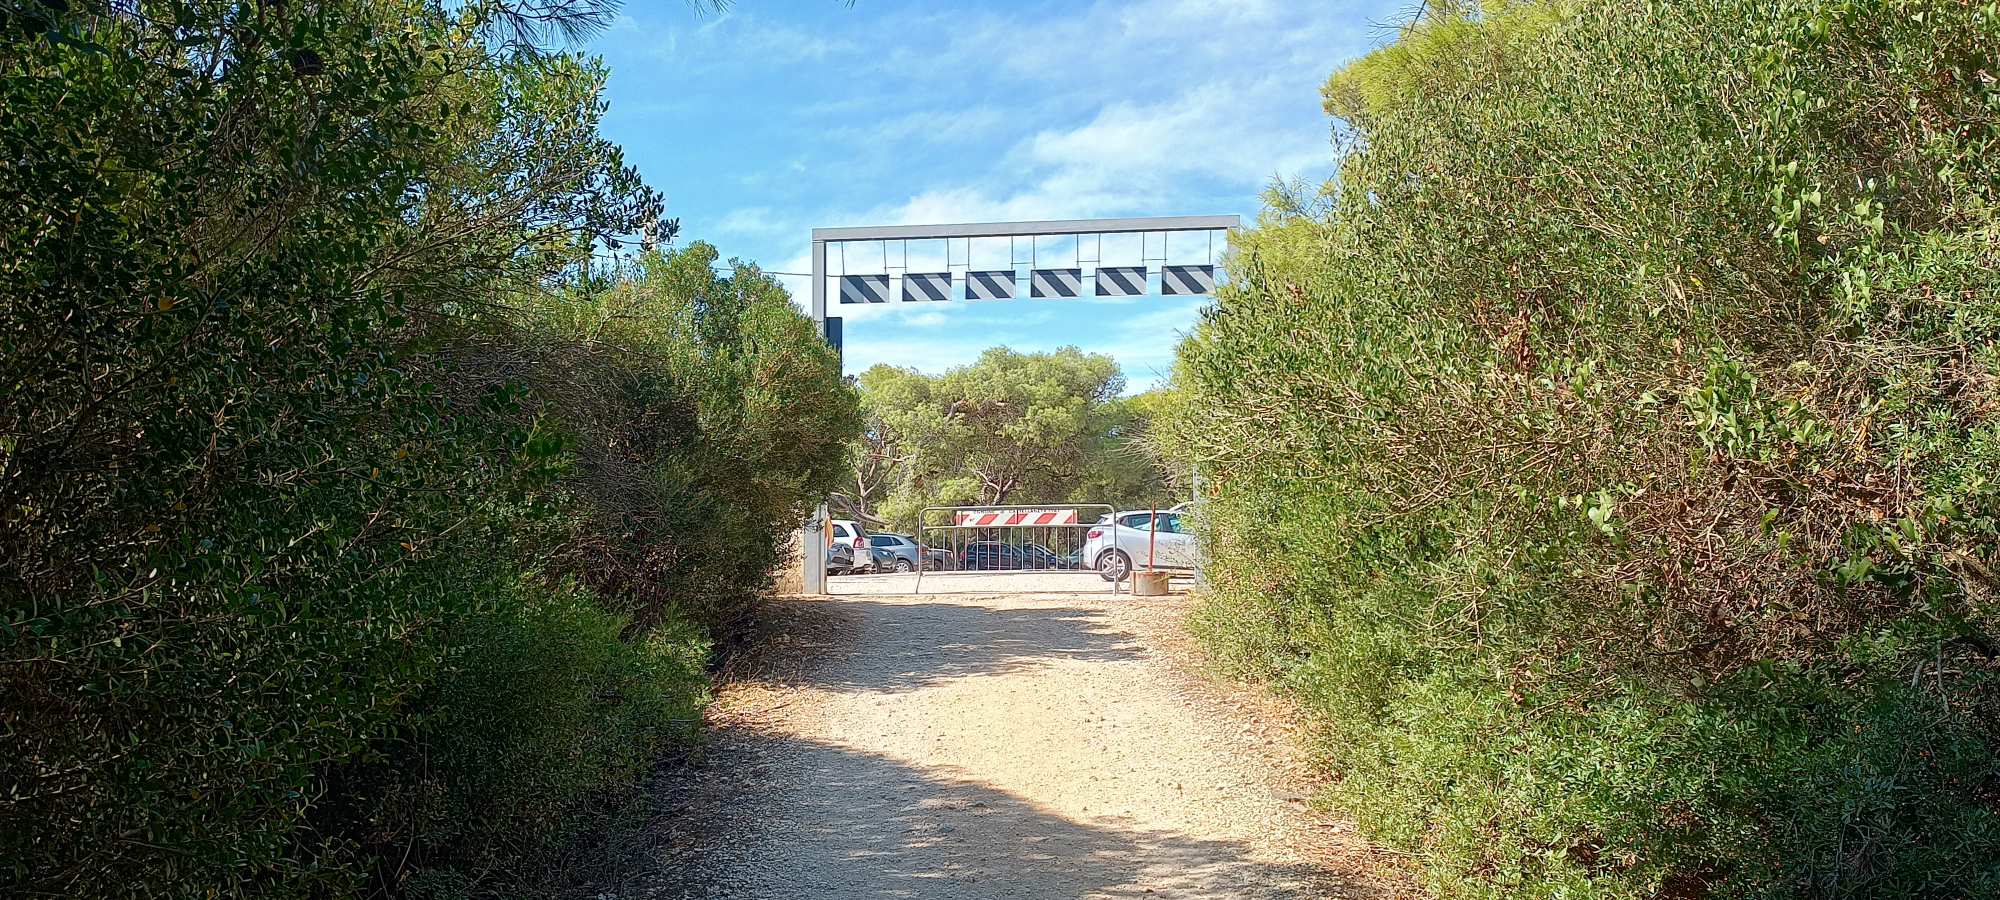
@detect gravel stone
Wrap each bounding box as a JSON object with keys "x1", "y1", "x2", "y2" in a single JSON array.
[{"x1": 612, "y1": 583, "x2": 1415, "y2": 899}]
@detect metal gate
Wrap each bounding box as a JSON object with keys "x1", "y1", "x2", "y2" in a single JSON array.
[{"x1": 914, "y1": 503, "x2": 1120, "y2": 595}]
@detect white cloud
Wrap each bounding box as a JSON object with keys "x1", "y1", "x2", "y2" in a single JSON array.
[
  {"x1": 825, "y1": 106, "x2": 1011, "y2": 148},
  {"x1": 1021, "y1": 77, "x2": 1329, "y2": 191},
  {"x1": 828, "y1": 75, "x2": 1336, "y2": 244},
  {"x1": 714, "y1": 206, "x2": 791, "y2": 239}
]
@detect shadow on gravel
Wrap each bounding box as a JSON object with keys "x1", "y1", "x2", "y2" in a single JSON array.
[
  {"x1": 727, "y1": 597, "x2": 1146, "y2": 696},
  {"x1": 612, "y1": 728, "x2": 1371, "y2": 900}
]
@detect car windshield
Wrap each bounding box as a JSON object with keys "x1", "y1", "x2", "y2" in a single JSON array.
[{"x1": 868, "y1": 534, "x2": 899, "y2": 547}]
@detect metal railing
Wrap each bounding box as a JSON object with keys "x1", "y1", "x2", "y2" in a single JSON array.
[{"x1": 914, "y1": 503, "x2": 1119, "y2": 595}]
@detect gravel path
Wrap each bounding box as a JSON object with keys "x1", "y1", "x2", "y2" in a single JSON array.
[{"x1": 612, "y1": 585, "x2": 1406, "y2": 899}]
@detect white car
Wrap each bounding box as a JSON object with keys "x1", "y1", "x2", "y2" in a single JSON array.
[
  {"x1": 1081, "y1": 509, "x2": 1197, "y2": 582},
  {"x1": 829, "y1": 519, "x2": 872, "y2": 573}
]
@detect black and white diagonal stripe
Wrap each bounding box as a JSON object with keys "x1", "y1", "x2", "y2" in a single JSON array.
[
  {"x1": 966, "y1": 270, "x2": 1015, "y2": 300},
  {"x1": 1160, "y1": 264, "x2": 1215, "y2": 296},
  {"x1": 903, "y1": 272, "x2": 951, "y2": 302},
  {"x1": 1030, "y1": 268, "x2": 1081, "y2": 298},
  {"x1": 839, "y1": 274, "x2": 890, "y2": 304},
  {"x1": 1095, "y1": 266, "x2": 1146, "y2": 297}
]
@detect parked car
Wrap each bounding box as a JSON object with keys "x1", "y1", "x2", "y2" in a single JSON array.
[
  {"x1": 959, "y1": 541, "x2": 1028, "y2": 571},
  {"x1": 829, "y1": 518, "x2": 868, "y2": 553},
  {"x1": 867, "y1": 532, "x2": 950, "y2": 572},
  {"x1": 866, "y1": 544, "x2": 897, "y2": 573},
  {"x1": 1080, "y1": 509, "x2": 1197, "y2": 581},
  {"x1": 1019, "y1": 542, "x2": 1078, "y2": 570},
  {"x1": 826, "y1": 541, "x2": 857, "y2": 576}
]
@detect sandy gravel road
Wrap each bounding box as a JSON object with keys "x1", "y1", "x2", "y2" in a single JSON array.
[{"x1": 610, "y1": 578, "x2": 1405, "y2": 899}]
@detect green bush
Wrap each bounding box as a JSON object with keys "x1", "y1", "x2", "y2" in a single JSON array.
[
  {"x1": 318, "y1": 579, "x2": 710, "y2": 899},
  {"x1": 0, "y1": 3, "x2": 856, "y2": 897},
  {"x1": 1164, "y1": 1, "x2": 2000, "y2": 896},
  {"x1": 511, "y1": 246, "x2": 860, "y2": 633}
]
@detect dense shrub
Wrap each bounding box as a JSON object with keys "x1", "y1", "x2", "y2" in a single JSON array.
[
  {"x1": 510, "y1": 246, "x2": 861, "y2": 633},
  {"x1": 316, "y1": 580, "x2": 711, "y2": 899},
  {"x1": 1164, "y1": 1, "x2": 2000, "y2": 896},
  {"x1": 0, "y1": 3, "x2": 856, "y2": 897}
]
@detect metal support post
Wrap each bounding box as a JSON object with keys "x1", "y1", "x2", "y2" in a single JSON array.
[{"x1": 802, "y1": 239, "x2": 830, "y2": 594}]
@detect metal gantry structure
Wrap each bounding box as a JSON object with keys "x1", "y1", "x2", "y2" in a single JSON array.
[{"x1": 802, "y1": 214, "x2": 1239, "y2": 593}]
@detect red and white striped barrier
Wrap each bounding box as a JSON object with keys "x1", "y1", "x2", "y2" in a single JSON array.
[{"x1": 953, "y1": 509, "x2": 1080, "y2": 528}]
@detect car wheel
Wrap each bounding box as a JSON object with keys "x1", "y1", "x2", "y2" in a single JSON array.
[
  {"x1": 1097, "y1": 550, "x2": 1132, "y2": 582},
  {"x1": 894, "y1": 559, "x2": 913, "y2": 573}
]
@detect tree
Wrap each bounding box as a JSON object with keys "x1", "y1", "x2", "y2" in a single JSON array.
[
  {"x1": 0, "y1": 2, "x2": 854, "y2": 894},
  {"x1": 1075, "y1": 387, "x2": 1178, "y2": 511},
  {"x1": 853, "y1": 347, "x2": 1177, "y2": 529},
  {"x1": 1166, "y1": 0, "x2": 2000, "y2": 894},
  {"x1": 1319, "y1": 0, "x2": 1565, "y2": 128}
]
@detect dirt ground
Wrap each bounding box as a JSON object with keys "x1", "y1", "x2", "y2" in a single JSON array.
[{"x1": 606, "y1": 580, "x2": 1413, "y2": 899}]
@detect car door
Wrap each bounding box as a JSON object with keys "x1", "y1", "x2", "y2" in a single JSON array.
[
  {"x1": 1113, "y1": 513, "x2": 1148, "y2": 563},
  {"x1": 1155, "y1": 513, "x2": 1196, "y2": 568},
  {"x1": 1119, "y1": 513, "x2": 1172, "y2": 567}
]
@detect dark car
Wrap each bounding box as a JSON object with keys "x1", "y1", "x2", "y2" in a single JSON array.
[
  {"x1": 958, "y1": 541, "x2": 1027, "y2": 571},
  {"x1": 1020, "y1": 543, "x2": 1077, "y2": 570}
]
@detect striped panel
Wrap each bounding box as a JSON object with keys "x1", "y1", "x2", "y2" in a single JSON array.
[
  {"x1": 953, "y1": 509, "x2": 1080, "y2": 527},
  {"x1": 838, "y1": 274, "x2": 890, "y2": 304},
  {"x1": 1095, "y1": 265, "x2": 1147, "y2": 297},
  {"x1": 903, "y1": 272, "x2": 951, "y2": 302},
  {"x1": 966, "y1": 270, "x2": 1015, "y2": 300},
  {"x1": 1161, "y1": 264, "x2": 1216, "y2": 296},
  {"x1": 1030, "y1": 268, "x2": 1081, "y2": 298}
]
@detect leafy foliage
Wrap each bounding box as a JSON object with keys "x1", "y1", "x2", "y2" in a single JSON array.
[
  {"x1": 0, "y1": 3, "x2": 856, "y2": 897},
  {"x1": 1164, "y1": 0, "x2": 2000, "y2": 896},
  {"x1": 851, "y1": 347, "x2": 1175, "y2": 528},
  {"x1": 513, "y1": 245, "x2": 862, "y2": 633}
]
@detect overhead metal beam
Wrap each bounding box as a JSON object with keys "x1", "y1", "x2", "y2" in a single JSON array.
[{"x1": 810, "y1": 214, "x2": 1239, "y2": 243}]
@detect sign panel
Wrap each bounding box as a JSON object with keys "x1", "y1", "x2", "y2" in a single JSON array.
[
  {"x1": 1095, "y1": 265, "x2": 1147, "y2": 297},
  {"x1": 903, "y1": 272, "x2": 951, "y2": 302},
  {"x1": 1030, "y1": 268, "x2": 1082, "y2": 298},
  {"x1": 1161, "y1": 264, "x2": 1216, "y2": 296},
  {"x1": 966, "y1": 270, "x2": 1015, "y2": 300},
  {"x1": 838, "y1": 274, "x2": 890, "y2": 304},
  {"x1": 954, "y1": 509, "x2": 1081, "y2": 527}
]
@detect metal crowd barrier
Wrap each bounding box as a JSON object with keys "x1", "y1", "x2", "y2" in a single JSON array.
[{"x1": 914, "y1": 503, "x2": 1120, "y2": 595}]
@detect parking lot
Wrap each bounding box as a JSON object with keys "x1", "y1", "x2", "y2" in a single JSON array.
[{"x1": 826, "y1": 569, "x2": 1194, "y2": 596}]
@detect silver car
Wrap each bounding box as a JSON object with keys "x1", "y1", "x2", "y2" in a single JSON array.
[{"x1": 867, "y1": 532, "x2": 950, "y2": 572}]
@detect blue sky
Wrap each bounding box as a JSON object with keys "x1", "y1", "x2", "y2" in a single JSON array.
[{"x1": 591, "y1": 0, "x2": 1404, "y2": 391}]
